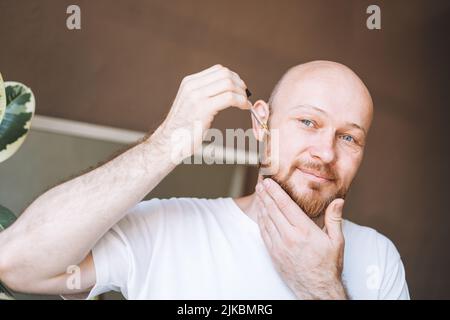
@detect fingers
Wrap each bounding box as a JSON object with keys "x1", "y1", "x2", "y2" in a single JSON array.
[
  {"x1": 254, "y1": 188, "x2": 277, "y2": 247},
  {"x1": 257, "y1": 209, "x2": 273, "y2": 250},
  {"x1": 182, "y1": 64, "x2": 223, "y2": 82},
  {"x1": 179, "y1": 65, "x2": 250, "y2": 111},
  {"x1": 262, "y1": 178, "x2": 318, "y2": 231},
  {"x1": 324, "y1": 198, "x2": 345, "y2": 244},
  {"x1": 195, "y1": 77, "x2": 247, "y2": 99},
  {"x1": 255, "y1": 183, "x2": 292, "y2": 236},
  {"x1": 183, "y1": 65, "x2": 246, "y2": 94},
  {"x1": 257, "y1": 203, "x2": 283, "y2": 250},
  {"x1": 207, "y1": 91, "x2": 251, "y2": 112}
]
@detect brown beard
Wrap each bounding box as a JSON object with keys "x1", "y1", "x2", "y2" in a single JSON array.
[
  {"x1": 261, "y1": 158, "x2": 348, "y2": 219},
  {"x1": 258, "y1": 122, "x2": 348, "y2": 219}
]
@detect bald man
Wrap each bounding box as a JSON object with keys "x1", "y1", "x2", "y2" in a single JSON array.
[{"x1": 0, "y1": 62, "x2": 409, "y2": 300}]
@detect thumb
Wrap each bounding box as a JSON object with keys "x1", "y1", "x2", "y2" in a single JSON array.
[{"x1": 325, "y1": 198, "x2": 345, "y2": 243}]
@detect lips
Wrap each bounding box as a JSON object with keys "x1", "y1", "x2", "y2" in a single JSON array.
[{"x1": 298, "y1": 167, "x2": 335, "y2": 182}]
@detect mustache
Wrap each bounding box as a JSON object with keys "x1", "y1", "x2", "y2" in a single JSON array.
[{"x1": 293, "y1": 159, "x2": 338, "y2": 181}]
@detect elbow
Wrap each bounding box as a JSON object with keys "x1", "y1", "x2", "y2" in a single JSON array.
[
  {"x1": 0, "y1": 231, "x2": 10, "y2": 279},
  {"x1": 0, "y1": 233, "x2": 54, "y2": 294},
  {"x1": 0, "y1": 239, "x2": 14, "y2": 290},
  {"x1": 0, "y1": 235, "x2": 24, "y2": 292},
  {"x1": 0, "y1": 260, "x2": 16, "y2": 293}
]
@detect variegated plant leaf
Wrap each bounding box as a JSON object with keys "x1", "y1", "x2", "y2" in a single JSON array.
[
  {"x1": 0, "y1": 204, "x2": 16, "y2": 231},
  {"x1": 0, "y1": 205, "x2": 17, "y2": 299},
  {"x1": 0, "y1": 81, "x2": 35, "y2": 163},
  {"x1": 0, "y1": 73, "x2": 5, "y2": 126}
]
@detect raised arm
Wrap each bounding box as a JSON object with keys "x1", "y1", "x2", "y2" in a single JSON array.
[{"x1": 0, "y1": 64, "x2": 250, "y2": 295}]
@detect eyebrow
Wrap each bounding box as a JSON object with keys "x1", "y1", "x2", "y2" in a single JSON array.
[{"x1": 291, "y1": 104, "x2": 367, "y2": 136}]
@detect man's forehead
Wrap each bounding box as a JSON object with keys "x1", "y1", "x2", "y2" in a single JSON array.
[{"x1": 271, "y1": 62, "x2": 374, "y2": 131}]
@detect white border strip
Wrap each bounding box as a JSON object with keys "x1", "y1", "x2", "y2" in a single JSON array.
[
  {"x1": 32, "y1": 115, "x2": 144, "y2": 144},
  {"x1": 31, "y1": 115, "x2": 259, "y2": 165}
]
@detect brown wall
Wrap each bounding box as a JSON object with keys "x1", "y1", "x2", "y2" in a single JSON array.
[{"x1": 1, "y1": 0, "x2": 449, "y2": 299}]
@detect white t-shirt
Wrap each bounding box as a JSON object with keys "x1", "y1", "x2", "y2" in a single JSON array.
[{"x1": 86, "y1": 197, "x2": 410, "y2": 300}]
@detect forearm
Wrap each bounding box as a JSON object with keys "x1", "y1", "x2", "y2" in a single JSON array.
[{"x1": 0, "y1": 124, "x2": 176, "y2": 284}]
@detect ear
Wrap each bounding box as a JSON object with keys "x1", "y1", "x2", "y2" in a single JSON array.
[{"x1": 251, "y1": 100, "x2": 270, "y2": 142}]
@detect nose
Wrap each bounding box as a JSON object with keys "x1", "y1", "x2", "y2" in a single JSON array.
[{"x1": 308, "y1": 129, "x2": 336, "y2": 164}]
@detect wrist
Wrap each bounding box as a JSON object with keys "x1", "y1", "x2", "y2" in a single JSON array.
[
  {"x1": 141, "y1": 123, "x2": 184, "y2": 169},
  {"x1": 293, "y1": 277, "x2": 347, "y2": 300},
  {"x1": 326, "y1": 279, "x2": 347, "y2": 300}
]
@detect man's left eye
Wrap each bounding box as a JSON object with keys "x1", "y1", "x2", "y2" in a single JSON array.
[{"x1": 341, "y1": 135, "x2": 355, "y2": 143}]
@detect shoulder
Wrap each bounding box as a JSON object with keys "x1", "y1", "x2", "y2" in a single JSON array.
[
  {"x1": 341, "y1": 219, "x2": 403, "y2": 284},
  {"x1": 132, "y1": 197, "x2": 226, "y2": 209},
  {"x1": 108, "y1": 197, "x2": 229, "y2": 249},
  {"x1": 342, "y1": 219, "x2": 409, "y2": 299},
  {"x1": 123, "y1": 197, "x2": 229, "y2": 225},
  {"x1": 342, "y1": 219, "x2": 400, "y2": 261},
  {"x1": 132, "y1": 197, "x2": 228, "y2": 214}
]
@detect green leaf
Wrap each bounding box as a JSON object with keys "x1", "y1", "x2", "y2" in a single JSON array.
[
  {"x1": 5, "y1": 85, "x2": 31, "y2": 115},
  {"x1": 0, "y1": 112, "x2": 32, "y2": 151},
  {"x1": 0, "y1": 204, "x2": 17, "y2": 231},
  {"x1": 0, "y1": 73, "x2": 5, "y2": 126},
  {"x1": 0, "y1": 205, "x2": 17, "y2": 300},
  {"x1": 0, "y1": 283, "x2": 14, "y2": 300},
  {"x1": 0, "y1": 81, "x2": 35, "y2": 163}
]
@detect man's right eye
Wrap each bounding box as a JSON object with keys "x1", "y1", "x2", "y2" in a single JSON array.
[{"x1": 300, "y1": 119, "x2": 315, "y2": 128}]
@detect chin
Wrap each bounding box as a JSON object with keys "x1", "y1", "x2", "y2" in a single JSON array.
[
  {"x1": 285, "y1": 178, "x2": 341, "y2": 218},
  {"x1": 269, "y1": 169, "x2": 346, "y2": 217},
  {"x1": 296, "y1": 183, "x2": 332, "y2": 202}
]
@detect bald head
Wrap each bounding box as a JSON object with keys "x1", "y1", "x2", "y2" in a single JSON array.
[
  {"x1": 256, "y1": 61, "x2": 374, "y2": 219},
  {"x1": 268, "y1": 60, "x2": 373, "y2": 131}
]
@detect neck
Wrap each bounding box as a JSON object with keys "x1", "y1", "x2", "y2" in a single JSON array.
[{"x1": 233, "y1": 191, "x2": 325, "y2": 229}]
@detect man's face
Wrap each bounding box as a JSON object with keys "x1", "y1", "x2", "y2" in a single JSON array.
[{"x1": 259, "y1": 65, "x2": 373, "y2": 218}]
